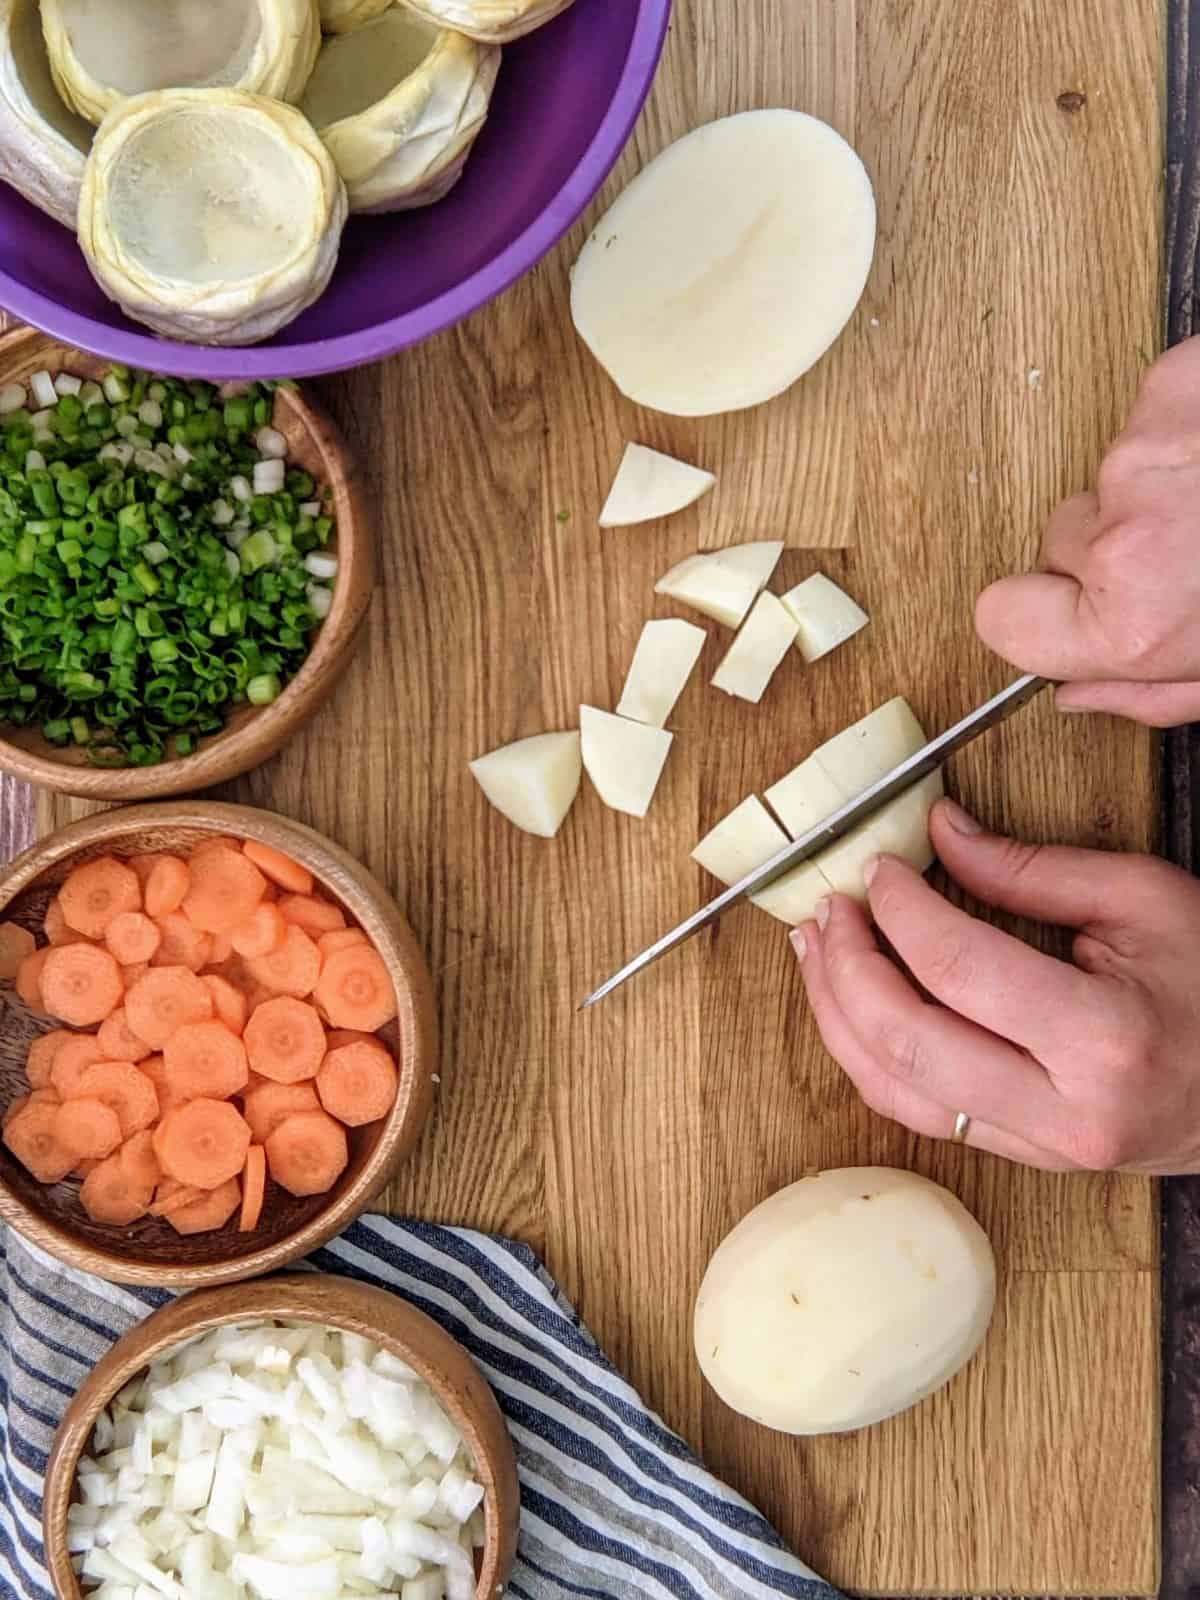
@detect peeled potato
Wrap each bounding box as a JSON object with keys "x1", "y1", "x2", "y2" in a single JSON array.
[
  {"x1": 692, "y1": 796, "x2": 788, "y2": 886},
  {"x1": 694, "y1": 1167, "x2": 996, "y2": 1434},
  {"x1": 599, "y1": 444, "x2": 715, "y2": 529},
  {"x1": 780, "y1": 573, "x2": 869, "y2": 663},
  {"x1": 711, "y1": 592, "x2": 798, "y2": 704},
  {"x1": 301, "y1": 6, "x2": 500, "y2": 213},
  {"x1": 616, "y1": 618, "x2": 706, "y2": 729},
  {"x1": 40, "y1": 0, "x2": 320, "y2": 124},
  {"x1": 78, "y1": 88, "x2": 347, "y2": 346},
  {"x1": 654, "y1": 542, "x2": 783, "y2": 629},
  {"x1": 572, "y1": 111, "x2": 876, "y2": 417},
  {"x1": 580, "y1": 706, "x2": 673, "y2": 819},
  {"x1": 469, "y1": 731, "x2": 581, "y2": 838},
  {"x1": 0, "y1": 0, "x2": 91, "y2": 228}
]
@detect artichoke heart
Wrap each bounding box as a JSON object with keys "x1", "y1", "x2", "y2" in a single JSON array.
[
  {"x1": 394, "y1": 0, "x2": 573, "y2": 44},
  {"x1": 302, "y1": 6, "x2": 499, "y2": 214},
  {"x1": 0, "y1": 0, "x2": 91, "y2": 227},
  {"x1": 78, "y1": 88, "x2": 347, "y2": 346},
  {"x1": 40, "y1": 0, "x2": 320, "y2": 124},
  {"x1": 319, "y1": 0, "x2": 396, "y2": 34}
]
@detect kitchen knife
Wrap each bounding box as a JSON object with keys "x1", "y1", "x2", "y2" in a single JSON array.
[{"x1": 579, "y1": 673, "x2": 1049, "y2": 1009}]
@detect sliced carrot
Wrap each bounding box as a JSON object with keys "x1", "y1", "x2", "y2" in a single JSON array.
[
  {"x1": 243, "y1": 996, "x2": 326, "y2": 1084},
  {"x1": 0, "y1": 921, "x2": 35, "y2": 980},
  {"x1": 209, "y1": 932, "x2": 234, "y2": 964},
  {"x1": 164, "y1": 1020, "x2": 249, "y2": 1102},
  {"x1": 3, "y1": 1095, "x2": 29, "y2": 1129},
  {"x1": 314, "y1": 945, "x2": 396, "y2": 1032},
  {"x1": 229, "y1": 902, "x2": 287, "y2": 960},
  {"x1": 241, "y1": 1080, "x2": 320, "y2": 1142},
  {"x1": 149, "y1": 1179, "x2": 206, "y2": 1218},
  {"x1": 242, "y1": 840, "x2": 313, "y2": 895},
  {"x1": 151, "y1": 911, "x2": 212, "y2": 973},
  {"x1": 49, "y1": 1034, "x2": 108, "y2": 1097},
  {"x1": 181, "y1": 848, "x2": 266, "y2": 935},
  {"x1": 40, "y1": 944, "x2": 124, "y2": 1028},
  {"x1": 166, "y1": 1177, "x2": 241, "y2": 1236},
  {"x1": 53, "y1": 1097, "x2": 122, "y2": 1160},
  {"x1": 58, "y1": 856, "x2": 141, "y2": 939},
  {"x1": 316, "y1": 1036, "x2": 398, "y2": 1127},
  {"x1": 80, "y1": 1152, "x2": 152, "y2": 1225},
  {"x1": 121, "y1": 961, "x2": 150, "y2": 990},
  {"x1": 97, "y1": 1007, "x2": 152, "y2": 1064},
  {"x1": 125, "y1": 967, "x2": 213, "y2": 1049},
  {"x1": 189, "y1": 835, "x2": 242, "y2": 861},
  {"x1": 44, "y1": 897, "x2": 88, "y2": 947},
  {"x1": 324, "y1": 1028, "x2": 378, "y2": 1049},
  {"x1": 74, "y1": 1157, "x2": 99, "y2": 1179},
  {"x1": 127, "y1": 852, "x2": 170, "y2": 890},
  {"x1": 202, "y1": 974, "x2": 247, "y2": 1037},
  {"x1": 4, "y1": 1101, "x2": 75, "y2": 1183},
  {"x1": 144, "y1": 855, "x2": 190, "y2": 920},
  {"x1": 265, "y1": 1110, "x2": 348, "y2": 1197},
  {"x1": 15, "y1": 947, "x2": 52, "y2": 1012},
  {"x1": 75, "y1": 1062, "x2": 159, "y2": 1138},
  {"x1": 239, "y1": 1144, "x2": 266, "y2": 1232},
  {"x1": 245, "y1": 925, "x2": 321, "y2": 999},
  {"x1": 153, "y1": 1098, "x2": 250, "y2": 1189},
  {"x1": 26, "y1": 1028, "x2": 74, "y2": 1088},
  {"x1": 279, "y1": 894, "x2": 346, "y2": 936},
  {"x1": 118, "y1": 1129, "x2": 160, "y2": 1191},
  {"x1": 317, "y1": 929, "x2": 370, "y2": 964},
  {"x1": 137, "y1": 1053, "x2": 167, "y2": 1092},
  {"x1": 104, "y1": 911, "x2": 161, "y2": 966}
]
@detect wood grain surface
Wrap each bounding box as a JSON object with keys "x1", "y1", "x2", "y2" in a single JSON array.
[{"x1": 12, "y1": 0, "x2": 1165, "y2": 1592}]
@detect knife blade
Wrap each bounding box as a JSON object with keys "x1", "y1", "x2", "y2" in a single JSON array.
[{"x1": 579, "y1": 673, "x2": 1049, "y2": 1010}]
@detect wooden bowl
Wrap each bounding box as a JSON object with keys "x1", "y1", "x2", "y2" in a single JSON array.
[
  {"x1": 0, "y1": 327, "x2": 373, "y2": 799},
  {"x1": 43, "y1": 1274, "x2": 521, "y2": 1600},
  {"x1": 0, "y1": 801, "x2": 437, "y2": 1286}
]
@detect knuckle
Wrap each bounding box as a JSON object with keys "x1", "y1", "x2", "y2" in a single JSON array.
[
  {"x1": 874, "y1": 1019, "x2": 932, "y2": 1091},
  {"x1": 917, "y1": 931, "x2": 977, "y2": 1004}
]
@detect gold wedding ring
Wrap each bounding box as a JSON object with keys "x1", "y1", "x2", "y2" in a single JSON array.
[{"x1": 951, "y1": 1111, "x2": 972, "y2": 1144}]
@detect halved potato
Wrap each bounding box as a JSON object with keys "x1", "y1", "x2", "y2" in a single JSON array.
[
  {"x1": 0, "y1": 0, "x2": 91, "y2": 228},
  {"x1": 692, "y1": 797, "x2": 788, "y2": 886},
  {"x1": 302, "y1": 5, "x2": 499, "y2": 214},
  {"x1": 78, "y1": 88, "x2": 347, "y2": 346},
  {"x1": 320, "y1": 0, "x2": 395, "y2": 32},
  {"x1": 394, "y1": 0, "x2": 573, "y2": 45},
  {"x1": 41, "y1": 0, "x2": 320, "y2": 124},
  {"x1": 469, "y1": 731, "x2": 581, "y2": 838}
]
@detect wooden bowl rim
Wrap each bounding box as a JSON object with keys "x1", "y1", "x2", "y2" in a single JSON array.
[
  {"x1": 0, "y1": 800, "x2": 437, "y2": 1287},
  {"x1": 0, "y1": 327, "x2": 373, "y2": 800},
  {"x1": 42, "y1": 1273, "x2": 521, "y2": 1600}
]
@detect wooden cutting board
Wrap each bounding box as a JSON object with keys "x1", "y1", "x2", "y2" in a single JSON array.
[{"x1": 37, "y1": 0, "x2": 1163, "y2": 1591}]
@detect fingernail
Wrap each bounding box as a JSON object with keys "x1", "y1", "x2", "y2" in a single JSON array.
[
  {"x1": 815, "y1": 897, "x2": 831, "y2": 930},
  {"x1": 940, "y1": 798, "x2": 983, "y2": 835},
  {"x1": 863, "y1": 855, "x2": 881, "y2": 887},
  {"x1": 790, "y1": 928, "x2": 807, "y2": 961}
]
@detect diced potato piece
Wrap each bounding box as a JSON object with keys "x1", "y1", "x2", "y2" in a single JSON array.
[
  {"x1": 616, "y1": 618, "x2": 706, "y2": 727},
  {"x1": 654, "y1": 541, "x2": 783, "y2": 628},
  {"x1": 763, "y1": 754, "x2": 845, "y2": 840},
  {"x1": 579, "y1": 706, "x2": 673, "y2": 818},
  {"x1": 816, "y1": 772, "x2": 943, "y2": 900},
  {"x1": 692, "y1": 796, "x2": 789, "y2": 885},
  {"x1": 711, "y1": 592, "x2": 798, "y2": 703},
  {"x1": 599, "y1": 444, "x2": 715, "y2": 527},
  {"x1": 469, "y1": 731, "x2": 582, "y2": 838},
  {"x1": 813, "y1": 696, "x2": 925, "y2": 795},
  {"x1": 779, "y1": 573, "x2": 869, "y2": 662},
  {"x1": 750, "y1": 860, "x2": 833, "y2": 925}
]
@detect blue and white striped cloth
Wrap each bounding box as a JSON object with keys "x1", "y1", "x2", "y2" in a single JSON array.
[{"x1": 0, "y1": 1217, "x2": 838, "y2": 1600}]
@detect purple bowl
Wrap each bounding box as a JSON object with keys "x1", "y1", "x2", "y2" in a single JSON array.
[{"x1": 0, "y1": 0, "x2": 670, "y2": 379}]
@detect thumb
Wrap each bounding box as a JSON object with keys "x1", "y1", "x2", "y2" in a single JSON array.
[
  {"x1": 975, "y1": 573, "x2": 1120, "y2": 680},
  {"x1": 929, "y1": 797, "x2": 1169, "y2": 931},
  {"x1": 1054, "y1": 679, "x2": 1200, "y2": 728}
]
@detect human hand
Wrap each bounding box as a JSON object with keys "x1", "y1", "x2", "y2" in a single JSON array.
[
  {"x1": 793, "y1": 796, "x2": 1200, "y2": 1173},
  {"x1": 976, "y1": 338, "x2": 1200, "y2": 726}
]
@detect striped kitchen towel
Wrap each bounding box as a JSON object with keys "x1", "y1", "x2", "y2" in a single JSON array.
[{"x1": 0, "y1": 1218, "x2": 838, "y2": 1600}]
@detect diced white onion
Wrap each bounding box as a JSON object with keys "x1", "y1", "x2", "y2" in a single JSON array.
[
  {"x1": 303, "y1": 552, "x2": 338, "y2": 581},
  {"x1": 299, "y1": 500, "x2": 321, "y2": 518},
  {"x1": 24, "y1": 449, "x2": 45, "y2": 472},
  {"x1": 254, "y1": 426, "x2": 288, "y2": 459},
  {"x1": 210, "y1": 499, "x2": 234, "y2": 527},
  {"x1": 230, "y1": 475, "x2": 252, "y2": 504},
  {"x1": 0, "y1": 382, "x2": 27, "y2": 414},
  {"x1": 224, "y1": 550, "x2": 241, "y2": 580},
  {"x1": 142, "y1": 542, "x2": 170, "y2": 566},
  {"x1": 253, "y1": 459, "x2": 285, "y2": 496},
  {"x1": 134, "y1": 449, "x2": 168, "y2": 477},
  {"x1": 172, "y1": 443, "x2": 193, "y2": 465},
  {"x1": 55, "y1": 372, "x2": 82, "y2": 397},
  {"x1": 30, "y1": 369, "x2": 57, "y2": 409},
  {"x1": 307, "y1": 584, "x2": 333, "y2": 620},
  {"x1": 138, "y1": 400, "x2": 163, "y2": 428},
  {"x1": 31, "y1": 409, "x2": 54, "y2": 439}
]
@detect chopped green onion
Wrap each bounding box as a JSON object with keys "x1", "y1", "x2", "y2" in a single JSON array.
[{"x1": 246, "y1": 673, "x2": 281, "y2": 706}]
